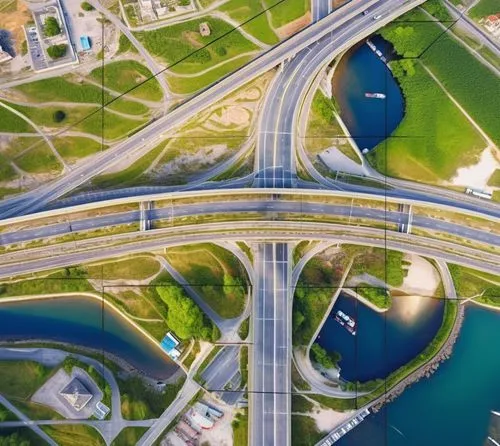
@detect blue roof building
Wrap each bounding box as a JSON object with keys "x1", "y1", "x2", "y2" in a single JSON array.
[
  {"x1": 80, "y1": 36, "x2": 91, "y2": 51},
  {"x1": 161, "y1": 332, "x2": 181, "y2": 360}
]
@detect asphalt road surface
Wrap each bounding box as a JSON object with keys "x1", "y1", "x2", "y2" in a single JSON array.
[{"x1": 251, "y1": 243, "x2": 291, "y2": 446}]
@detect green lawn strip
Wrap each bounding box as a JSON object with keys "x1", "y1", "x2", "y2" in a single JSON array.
[
  {"x1": 0, "y1": 429, "x2": 53, "y2": 445},
  {"x1": 235, "y1": 241, "x2": 253, "y2": 263},
  {"x1": 0, "y1": 403, "x2": 18, "y2": 421},
  {"x1": 135, "y1": 18, "x2": 258, "y2": 74},
  {"x1": 240, "y1": 345, "x2": 248, "y2": 387},
  {"x1": 166, "y1": 54, "x2": 254, "y2": 94},
  {"x1": 469, "y1": 0, "x2": 499, "y2": 18},
  {"x1": 238, "y1": 317, "x2": 249, "y2": 340},
  {"x1": 422, "y1": 34, "x2": 500, "y2": 146},
  {"x1": 90, "y1": 60, "x2": 163, "y2": 102},
  {"x1": 421, "y1": 0, "x2": 453, "y2": 21},
  {"x1": 0, "y1": 105, "x2": 34, "y2": 132},
  {"x1": 291, "y1": 414, "x2": 325, "y2": 446},
  {"x1": 308, "y1": 393, "x2": 357, "y2": 411},
  {"x1": 118, "y1": 375, "x2": 185, "y2": 420},
  {"x1": 195, "y1": 345, "x2": 223, "y2": 384},
  {"x1": 78, "y1": 110, "x2": 148, "y2": 141},
  {"x1": 42, "y1": 424, "x2": 105, "y2": 446},
  {"x1": 367, "y1": 61, "x2": 484, "y2": 183},
  {"x1": 182, "y1": 339, "x2": 200, "y2": 369},
  {"x1": 0, "y1": 267, "x2": 93, "y2": 297},
  {"x1": 0, "y1": 186, "x2": 22, "y2": 200},
  {"x1": 165, "y1": 243, "x2": 248, "y2": 319},
  {"x1": 448, "y1": 264, "x2": 500, "y2": 299},
  {"x1": 356, "y1": 283, "x2": 391, "y2": 310},
  {"x1": 231, "y1": 409, "x2": 248, "y2": 446},
  {"x1": 111, "y1": 427, "x2": 149, "y2": 445},
  {"x1": 91, "y1": 141, "x2": 164, "y2": 189},
  {"x1": 263, "y1": 0, "x2": 310, "y2": 29},
  {"x1": 477, "y1": 46, "x2": 500, "y2": 70},
  {"x1": 86, "y1": 256, "x2": 160, "y2": 280},
  {"x1": 52, "y1": 136, "x2": 107, "y2": 162},
  {"x1": 219, "y1": 0, "x2": 279, "y2": 44},
  {"x1": 0, "y1": 361, "x2": 53, "y2": 400}
]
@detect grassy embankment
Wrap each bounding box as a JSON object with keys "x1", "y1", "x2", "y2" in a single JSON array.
[
  {"x1": 368, "y1": 9, "x2": 496, "y2": 184},
  {"x1": 293, "y1": 249, "x2": 351, "y2": 345},
  {"x1": 165, "y1": 243, "x2": 248, "y2": 319},
  {"x1": 111, "y1": 428, "x2": 148, "y2": 445},
  {"x1": 89, "y1": 60, "x2": 163, "y2": 102},
  {"x1": 42, "y1": 425, "x2": 105, "y2": 446},
  {"x1": 220, "y1": 0, "x2": 279, "y2": 45},
  {"x1": 469, "y1": 0, "x2": 498, "y2": 18},
  {"x1": 240, "y1": 345, "x2": 248, "y2": 387},
  {"x1": 291, "y1": 415, "x2": 326, "y2": 446},
  {"x1": 305, "y1": 90, "x2": 361, "y2": 164},
  {"x1": 232, "y1": 409, "x2": 248, "y2": 446},
  {"x1": 449, "y1": 264, "x2": 500, "y2": 307},
  {"x1": 135, "y1": 18, "x2": 258, "y2": 94},
  {"x1": 263, "y1": 0, "x2": 310, "y2": 29}
]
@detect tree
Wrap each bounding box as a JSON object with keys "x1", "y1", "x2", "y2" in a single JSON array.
[
  {"x1": 53, "y1": 110, "x2": 66, "y2": 122},
  {"x1": 47, "y1": 44, "x2": 67, "y2": 59},
  {"x1": 81, "y1": 1, "x2": 94, "y2": 11},
  {"x1": 156, "y1": 285, "x2": 215, "y2": 341},
  {"x1": 44, "y1": 16, "x2": 61, "y2": 37},
  {"x1": 310, "y1": 343, "x2": 341, "y2": 369}
]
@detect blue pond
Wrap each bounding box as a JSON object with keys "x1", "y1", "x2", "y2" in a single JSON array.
[
  {"x1": 0, "y1": 296, "x2": 178, "y2": 379},
  {"x1": 316, "y1": 293, "x2": 444, "y2": 382},
  {"x1": 333, "y1": 35, "x2": 404, "y2": 152}
]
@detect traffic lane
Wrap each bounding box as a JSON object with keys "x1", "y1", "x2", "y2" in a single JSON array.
[
  {"x1": 4, "y1": 0, "x2": 387, "y2": 218},
  {"x1": 202, "y1": 346, "x2": 240, "y2": 390},
  {"x1": 2, "y1": 201, "x2": 499, "y2": 247}
]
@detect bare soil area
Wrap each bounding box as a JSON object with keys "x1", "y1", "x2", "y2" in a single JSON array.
[
  {"x1": 276, "y1": 11, "x2": 311, "y2": 39},
  {"x1": 0, "y1": 0, "x2": 31, "y2": 52}
]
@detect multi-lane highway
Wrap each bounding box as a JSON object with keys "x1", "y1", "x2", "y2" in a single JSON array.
[
  {"x1": 251, "y1": 243, "x2": 291, "y2": 446},
  {"x1": 0, "y1": 0, "x2": 421, "y2": 218},
  {"x1": 2, "y1": 198, "x2": 499, "y2": 248}
]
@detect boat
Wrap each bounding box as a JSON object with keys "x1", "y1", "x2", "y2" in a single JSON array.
[
  {"x1": 334, "y1": 310, "x2": 357, "y2": 335},
  {"x1": 365, "y1": 92, "x2": 386, "y2": 99}
]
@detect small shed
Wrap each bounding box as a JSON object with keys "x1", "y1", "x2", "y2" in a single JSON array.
[{"x1": 199, "y1": 22, "x2": 210, "y2": 37}]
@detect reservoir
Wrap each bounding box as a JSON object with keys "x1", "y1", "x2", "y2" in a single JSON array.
[
  {"x1": 332, "y1": 35, "x2": 404, "y2": 152},
  {"x1": 316, "y1": 293, "x2": 444, "y2": 382},
  {"x1": 0, "y1": 296, "x2": 178, "y2": 379},
  {"x1": 337, "y1": 305, "x2": 500, "y2": 445}
]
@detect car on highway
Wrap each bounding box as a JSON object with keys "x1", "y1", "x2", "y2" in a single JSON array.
[{"x1": 373, "y1": 14, "x2": 382, "y2": 20}]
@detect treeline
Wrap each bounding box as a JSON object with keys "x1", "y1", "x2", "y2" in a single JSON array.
[{"x1": 310, "y1": 343, "x2": 341, "y2": 369}]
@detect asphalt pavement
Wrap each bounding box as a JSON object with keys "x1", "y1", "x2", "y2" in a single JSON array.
[{"x1": 251, "y1": 243, "x2": 291, "y2": 446}]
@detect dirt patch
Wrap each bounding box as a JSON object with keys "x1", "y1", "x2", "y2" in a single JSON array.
[
  {"x1": 182, "y1": 31, "x2": 203, "y2": 48},
  {"x1": 276, "y1": 11, "x2": 312, "y2": 39},
  {"x1": 400, "y1": 254, "x2": 440, "y2": 296},
  {"x1": 308, "y1": 405, "x2": 353, "y2": 432},
  {"x1": 209, "y1": 106, "x2": 251, "y2": 127},
  {"x1": 0, "y1": 0, "x2": 32, "y2": 53}
]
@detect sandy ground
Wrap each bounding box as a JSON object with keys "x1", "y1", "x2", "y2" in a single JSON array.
[
  {"x1": 0, "y1": 0, "x2": 31, "y2": 53},
  {"x1": 208, "y1": 106, "x2": 251, "y2": 128},
  {"x1": 400, "y1": 254, "x2": 440, "y2": 296},
  {"x1": 307, "y1": 404, "x2": 353, "y2": 432},
  {"x1": 277, "y1": 12, "x2": 312, "y2": 39},
  {"x1": 451, "y1": 146, "x2": 499, "y2": 190},
  {"x1": 319, "y1": 147, "x2": 365, "y2": 176}
]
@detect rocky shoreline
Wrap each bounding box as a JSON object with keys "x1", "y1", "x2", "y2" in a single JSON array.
[{"x1": 372, "y1": 302, "x2": 465, "y2": 412}]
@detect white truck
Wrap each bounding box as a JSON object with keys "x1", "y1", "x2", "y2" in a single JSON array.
[{"x1": 465, "y1": 187, "x2": 492, "y2": 200}]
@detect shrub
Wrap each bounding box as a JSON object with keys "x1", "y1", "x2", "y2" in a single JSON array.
[
  {"x1": 44, "y1": 16, "x2": 61, "y2": 37},
  {"x1": 47, "y1": 44, "x2": 67, "y2": 59},
  {"x1": 53, "y1": 110, "x2": 66, "y2": 122},
  {"x1": 81, "y1": 1, "x2": 94, "y2": 10}
]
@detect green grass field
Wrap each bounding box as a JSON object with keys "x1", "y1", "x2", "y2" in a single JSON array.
[
  {"x1": 42, "y1": 425, "x2": 105, "y2": 446},
  {"x1": 15, "y1": 144, "x2": 62, "y2": 174},
  {"x1": 0, "y1": 105, "x2": 34, "y2": 133},
  {"x1": 52, "y1": 136, "x2": 106, "y2": 162},
  {"x1": 135, "y1": 18, "x2": 258, "y2": 75},
  {"x1": 291, "y1": 415, "x2": 325, "y2": 446},
  {"x1": 488, "y1": 169, "x2": 500, "y2": 187},
  {"x1": 86, "y1": 256, "x2": 160, "y2": 280},
  {"x1": 166, "y1": 54, "x2": 255, "y2": 94},
  {"x1": 0, "y1": 361, "x2": 53, "y2": 401},
  {"x1": 232, "y1": 410, "x2": 248, "y2": 446},
  {"x1": 116, "y1": 33, "x2": 139, "y2": 55},
  {"x1": 220, "y1": 0, "x2": 279, "y2": 45},
  {"x1": 263, "y1": 0, "x2": 310, "y2": 29},
  {"x1": 449, "y1": 264, "x2": 500, "y2": 299},
  {"x1": 367, "y1": 62, "x2": 484, "y2": 183},
  {"x1": 165, "y1": 243, "x2": 248, "y2": 318},
  {"x1": 469, "y1": 0, "x2": 499, "y2": 18},
  {"x1": 350, "y1": 248, "x2": 407, "y2": 287},
  {"x1": 90, "y1": 60, "x2": 163, "y2": 102},
  {"x1": 111, "y1": 427, "x2": 148, "y2": 445},
  {"x1": 356, "y1": 284, "x2": 391, "y2": 309}
]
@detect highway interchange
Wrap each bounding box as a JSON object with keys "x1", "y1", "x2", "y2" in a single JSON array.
[{"x1": 1, "y1": 0, "x2": 499, "y2": 445}]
